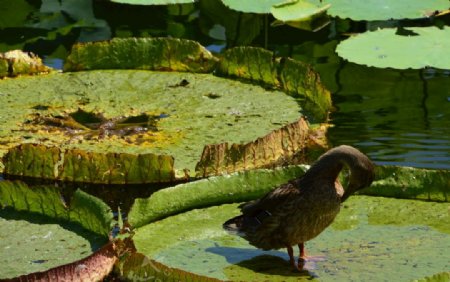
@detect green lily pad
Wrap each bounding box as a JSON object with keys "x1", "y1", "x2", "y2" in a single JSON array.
[
  {"x1": 363, "y1": 165, "x2": 450, "y2": 202},
  {"x1": 126, "y1": 163, "x2": 450, "y2": 280},
  {"x1": 0, "y1": 38, "x2": 331, "y2": 183},
  {"x1": 271, "y1": 0, "x2": 330, "y2": 22},
  {"x1": 324, "y1": 0, "x2": 450, "y2": 21},
  {"x1": 110, "y1": 0, "x2": 195, "y2": 5},
  {"x1": 336, "y1": 27, "x2": 450, "y2": 69},
  {"x1": 220, "y1": 0, "x2": 285, "y2": 14},
  {"x1": 132, "y1": 197, "x2": 450, "y2": 281},
  {"x1": 0, "y1": 181, "x2": 114, "y2": 279}
]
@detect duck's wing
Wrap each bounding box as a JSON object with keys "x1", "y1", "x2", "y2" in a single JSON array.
[{"x1": 240, "y1": 180, "x2": 302, "y2": 217}]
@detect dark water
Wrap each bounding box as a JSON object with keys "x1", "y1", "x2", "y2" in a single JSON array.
[{"x1": 1, "y1": 0, "x2": 449, "y2": 169}]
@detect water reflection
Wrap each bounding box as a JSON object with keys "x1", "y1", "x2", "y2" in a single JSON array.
[{"x1": 327, "y1": 64, "x2": 450, "y2": 169}]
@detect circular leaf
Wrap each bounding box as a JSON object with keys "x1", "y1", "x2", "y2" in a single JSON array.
[
  {"x1": 220, "y1": 0, "x2": 285, "y2": 14},
  {"x1": 324, "y1": 0, "x2": 450, "y2": 21},
  {"x1": 336, "y1": 27, "x2": 450, "y2": 69}
]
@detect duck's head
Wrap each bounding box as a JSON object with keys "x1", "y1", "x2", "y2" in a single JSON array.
[{"x1": 340, "y1": 148, "x2": 375, "y2": 202}]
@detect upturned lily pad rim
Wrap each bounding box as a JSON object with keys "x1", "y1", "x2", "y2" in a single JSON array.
[{"x1": 128, "y1": 164, "x2": 450, "y2": 228}]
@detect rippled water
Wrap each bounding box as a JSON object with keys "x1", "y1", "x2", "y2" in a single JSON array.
[{"x1": 327, "y1": 65, "x2": 450, "y2": 169}]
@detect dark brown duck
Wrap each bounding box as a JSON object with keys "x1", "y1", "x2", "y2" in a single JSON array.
[{"x1": 223, "y1": 145, "x2": 375, "y2": 270}]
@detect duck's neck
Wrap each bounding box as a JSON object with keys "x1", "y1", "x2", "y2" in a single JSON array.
[{"x1": 299, "y1": 145, "x2": 372, "y2": 187}]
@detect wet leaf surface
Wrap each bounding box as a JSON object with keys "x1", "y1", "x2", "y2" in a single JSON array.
[{"x1": 133, "y1": 197, "x2": 450, "y2": 281}]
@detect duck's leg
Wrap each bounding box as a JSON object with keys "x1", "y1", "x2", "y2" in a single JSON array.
[
  {"x1": 298, "y1": 243, "x2": 306, "y2": 269},
  {"x1": 286, "y1": 245, "x2": 297, "y2": 269}
]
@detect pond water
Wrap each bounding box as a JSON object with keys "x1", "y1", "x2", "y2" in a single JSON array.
[{"x1": 1, "y1": 0, "x2": 449, "y2": 169}]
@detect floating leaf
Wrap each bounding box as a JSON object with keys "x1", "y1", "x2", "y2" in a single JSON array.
[
  {"x1": 361, "y1": 165, "x2": 450, "y2": 202},
  {"x1": 0, "y1": 39, "x2": 331, "y2": 183},
  {"x1": 271, "y1": 0, "x2": 330, "y2": 31},
  {"x1": 336, "y1": 27, "x2": 450, "y2": 69},
  {"x1": 220, "y1": 0, "x2": 285, "y2": 14},
  {"x1": 132, "y1": 197, "x2": 450, "y2": 281},
  {"x1": 110, "y1": 0, "x2": 196, "y2": 5},
  {"x1": 324, "y1": 0, "x2": 450, "y2": 21}
]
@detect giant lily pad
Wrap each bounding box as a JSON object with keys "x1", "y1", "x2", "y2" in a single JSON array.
[
  {"x1": 0, "y1": 38, "x2": 331, "y2": 183},
  {"x1": 0, "y1": 181, "x2": 115, "y2": 279},
  {"x1": 126, "y1": 164, "x2": 450, "y2": 281},
  {"x1": 323, "y1": 0, "x2": 450, "y2": 21},
  {"x1": 336, "y1": 27, "x2": 450, "y2": 69},
  {"x1": 131, "y1": 198, "x2": 450, "y2": 281}
]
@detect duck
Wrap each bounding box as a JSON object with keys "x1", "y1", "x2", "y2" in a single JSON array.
[{"x1": 223, "y1": 145, "x2": 375, "y2": 270}]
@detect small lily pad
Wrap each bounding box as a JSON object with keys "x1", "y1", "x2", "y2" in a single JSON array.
[
  {"x1": 220, "y1": 0, "x2": 285, "y2": 14},
  {"x1": 336, "y1": 27, "x2": 450, "y2": 69},
  {"x1": 110, "y1": 0, "x2": 195, "y2": 4},
  {"x1": 271, "y1": 0, "x2": 329, "y2": 22},
  {"x1": 324, "y1": 0, "x2": 450, "y2": 21}
]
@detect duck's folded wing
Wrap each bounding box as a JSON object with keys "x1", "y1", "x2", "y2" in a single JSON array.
[{"x1": 240, "y1": 181, "x2": 301, "y2": 217}]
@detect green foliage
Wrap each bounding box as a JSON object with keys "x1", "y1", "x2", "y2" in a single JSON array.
[
  {"x1": 324, "y1": 0, "x2": 450, "y2": 21},
  {"x1": 336, "y1": 27, "x2": 450, "y2": 69},
  {"x1": 64, "y1": 37, "x2": 217, "y2": 72},
  {"x1": 220, "y1": 0, "x2": 285, "y2": 14},
  {"x1": 362, "y1": 165, "x2": 450, "y2": 201},
  {"x1": 111, "y1": 0, "x2": 195, "y2": 4},
  {"x1": 271, "y1": 0, "x2": 331, "y2": 31}
]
